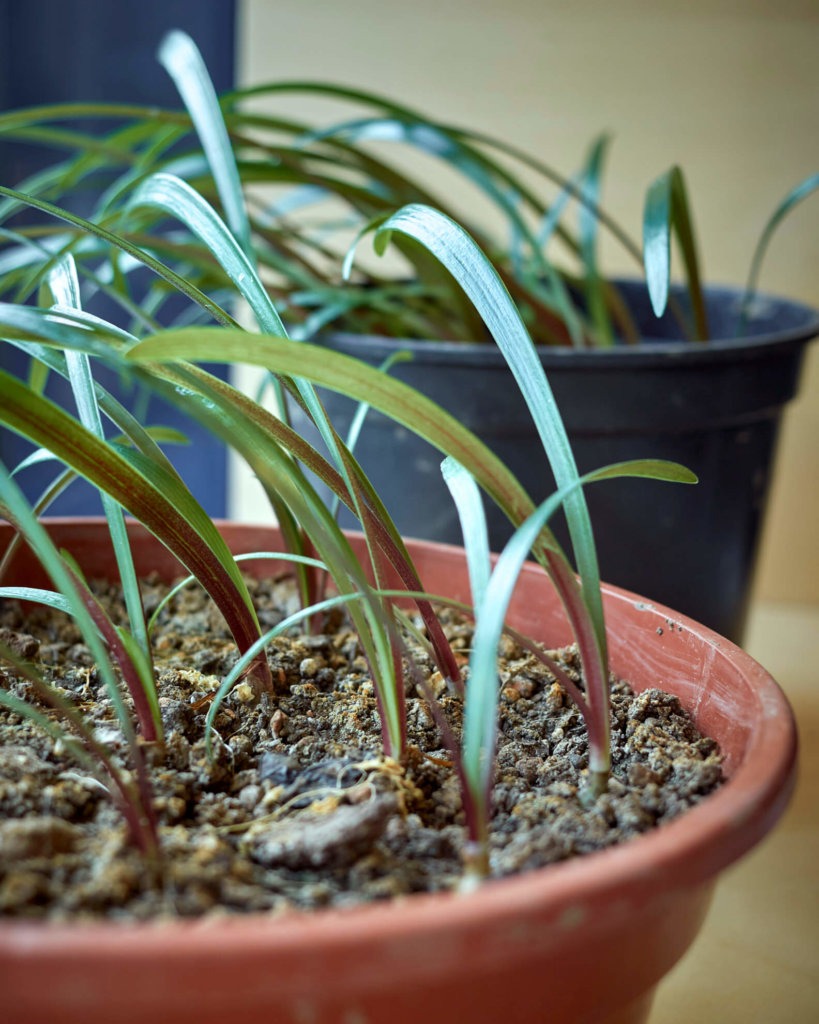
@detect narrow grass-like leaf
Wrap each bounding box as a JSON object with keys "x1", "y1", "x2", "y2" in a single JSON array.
[
  {"x1": 27, "y1": 354, "x2": 49, "y2": 394},
  {"x1": 0, "y1": 418, "x2": 187, "y2": 587},
  {"x1": 46, "y1": 255, "x2": 152, "y2": 659},
  {"x1": 158, "y1": 31, "x2": 252, "y2": 255},
  {"x1": 154, "y1": 359, "x2": 462, "y2": 691},
  {"x1": 4, "y1": 333, "x2": 190, "y2": 486},
  {"x1": 127, "y1": 174, "x2": 283, "y2": 337},
  {"x1": 126, "y1": 167, "x2": 314, "y2": 479},
  {"x1": 441, "y1": 457, "x2": 491, "y2": 612},
  {"x1": 124, "y1": 172, "x2": 412, "y2": 752},
  {"x1": 0, "y1": 370, "x2": 270, "y2": 690},
  {"x1": 127, "y1": 327, "x2": 556, "y2": 728},
  {"x1": 740, "y1": 172, "x2": 819, "y2": 330},
  {"x1": 10, "y1": 447, "x2": 61, "y2": 475},
  {"x1": 0, "y1": 468, "x2": 74, "y2": 582},
  {"x1": 127, "y1": 328, "x2": 538, "y2": 529},
  {"x1": 0, "y1": 471, "x2": 135, "y2": 738},
  {"x1": 363, "y1": 203, "x2": 607, "y2": 661},
  {"x1": 462, "y1": 457, "x2": 697, "y2": 855},
  {"x1": 146, "y1": 550, "x2": 328, "y2": 635},
  {"x1": 578, "y1": 135, "x2": 614, "y2": 347},
  {"x1": 32, "y1": 310, "x2": 454, "y2": 696},
  {"x1": 0, "y1": 587, "x2": 71, "y2": 614},
  {"x1": 203, "y1": 588, "x2": 390, "y2": 758},
  {"x1": 0, "y1": 185, "x2": 237, "y2": 328},
  {"x1": 202, "y1": 582, "x2": 473, "y2": 761},
  {"x1": 643, "y1": 166, "x2": 709, "y2": 339},
  {"x1": 309, "y1": 114, "x2": 578, "y2": 342},
  {"x1": 132, "y1": 351, "x2": 410, "y2": 753},
  {"x1": 125, "y1": 171, "x2": 402, "y2": 555}
]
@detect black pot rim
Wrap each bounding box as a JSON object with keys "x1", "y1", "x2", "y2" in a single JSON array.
[{"x1": 320, "y1": 283, "x2": 819, "y2": 370}]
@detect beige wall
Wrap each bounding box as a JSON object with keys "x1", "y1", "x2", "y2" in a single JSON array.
[{"x1": 237, "y1": 0, "x2": 819, "y2": 604}]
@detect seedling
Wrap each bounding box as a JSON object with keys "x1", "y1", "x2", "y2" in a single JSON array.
[{"x1": 0, "y1": 33, "x2": 697, "y2": 883}]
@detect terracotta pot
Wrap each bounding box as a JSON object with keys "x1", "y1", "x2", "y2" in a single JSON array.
[{"x1": 0, "y1": 520, "x2": 797, "y2": 1024}]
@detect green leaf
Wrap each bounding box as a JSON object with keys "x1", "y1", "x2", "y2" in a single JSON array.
[
  {"x1": 578, "y1": 135, "x2": 614, "y2": 347},
  {"x1": 463, "y1": 456, "x2": 696, "y2": 820},
  {"x1": 0, "y1": 587, "x2": 72, "y2": 614},
  {"x1": 331, "y1": 348, "x2": 413, "y2": 520},
  {"x1": 740, "y1": 173, "x2": 819, "y2": 328},
  {"x1": 122, "y1": 173, "x2": 419, "y2": 744},
  {"x1": 0, "y1": 370, "x2": 268, "y2": 687},
  {"x1": 0, "y1": 185, "x2": 237, "y2": 328},
  {"x1": 365, "y1": 204, "x2": 607, "y2": 656},
  {"x1": 643, "y1": 166, "x2": 709, "y2": 339},
  {"x1": 158, "y1": 31, "x2": 252, "y2": 255},
  {"x1": 45, "y1": 255, "x2": 152, "y2": 659},
  {"x1": 126, "y1": 326, "x2": 540, "y2": 534},
  {"x1": 27, "y1": 356, "x2": 49, "y2": 394},
  {"x1": 124, "y1": 170, "x2": 304, "y2": 543},
  {"x1": 4, "y1": 328, "x2": 190, "y2": 481},
  {"x1": 147, "y1": 550, "x2": 328, "y2": 635},
  {"x1": 128, "y1": 173, "x2": 285, "y2": 338},
  {"x1": 133, "y1": 355, "x2": 462, "y2": 691},
  {"x1": 441, "y1": 457, "x2": 491, "y2": 611}
]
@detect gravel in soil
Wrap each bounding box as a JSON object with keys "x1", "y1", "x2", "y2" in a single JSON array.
[{"x1": 0, "y1": 573, "x2": 722, "y2": 921}]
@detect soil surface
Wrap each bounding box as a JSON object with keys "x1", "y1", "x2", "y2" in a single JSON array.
[{"x1": 0, "y1": 572, "x2": 722, "y2": 921}]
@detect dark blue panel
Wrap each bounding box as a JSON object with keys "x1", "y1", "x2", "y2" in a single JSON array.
[
  {"x1": 0, "y1": 0, "x2": 235, "y2": 107},
  {"x1": 0, "y1": 0, "x2": 237, "y2": 517}
]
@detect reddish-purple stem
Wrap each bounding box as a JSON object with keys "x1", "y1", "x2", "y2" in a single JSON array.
[
  {"x1": 65, "y1": 566, "x2": 158, "y2": 741},
  {"x1": 14, "y1": 664, "x2": 158, "y2": 856},
  {"x1": 544, "y1": 549, "x2": 611, "y2": 785}
]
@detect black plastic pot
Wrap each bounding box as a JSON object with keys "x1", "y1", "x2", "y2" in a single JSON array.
[{"x1": 289, "y1": 282, "x2": 819, "y2": 641}]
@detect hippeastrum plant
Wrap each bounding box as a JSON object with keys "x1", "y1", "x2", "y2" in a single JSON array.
[
  {"x1": 0, "y1": 31, "x2": 815, "y2": 352},
  {"x1": 0, "y1": 112, "x2": 696, "y2": 875}
]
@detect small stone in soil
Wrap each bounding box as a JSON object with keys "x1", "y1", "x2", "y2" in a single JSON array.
[{"x1": 247, "y1": 794, "x2": 398, "y2": 870}]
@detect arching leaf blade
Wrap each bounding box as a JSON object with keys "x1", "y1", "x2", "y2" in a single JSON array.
[
  {"x1": 158, "y1": 30, "x2": 252, "y2": 255},
  {"x1": 643, "y1": 166, "x2": 708, "y2": 339},
  {"x1": 740, "y1": 172, "x2": 819, "y2": 329}
]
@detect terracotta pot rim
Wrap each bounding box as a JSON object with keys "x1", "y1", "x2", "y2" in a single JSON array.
[{"x1": 0, "y1": 520, "x2": 797, "y2": 958}]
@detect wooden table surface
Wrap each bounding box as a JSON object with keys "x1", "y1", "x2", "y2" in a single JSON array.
[{"x1": 651, "y1": 602, "x2": 819, "y2": 1022}]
